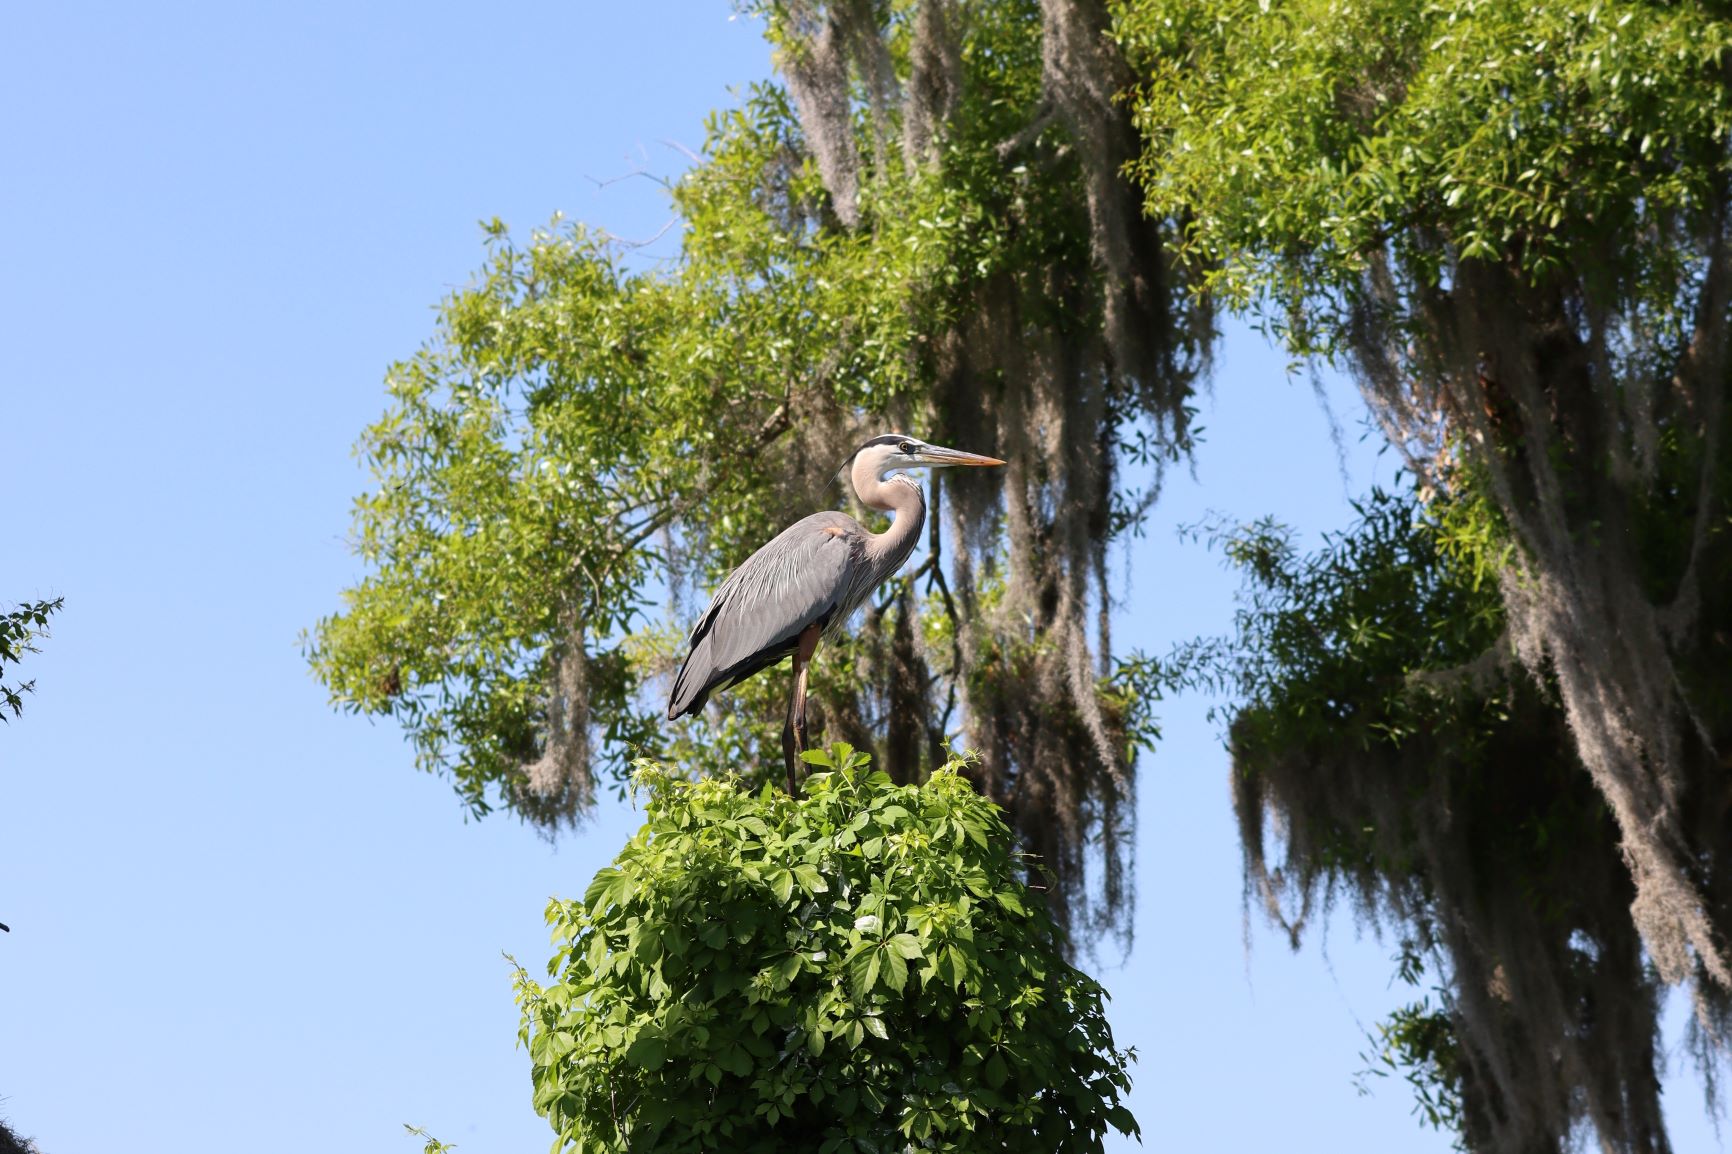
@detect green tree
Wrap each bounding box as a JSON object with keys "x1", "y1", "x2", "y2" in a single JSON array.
[
  {"x1": 514, "y1": 744, "x2": 1137, "y2": 1152},
  {"x1": 0, "y1": 1115, "x2": 40, "y2": 1154},
  {"x1": 1115, "y1": 0, "x2": 1732, "y2": 1147},
  {"x1": 1150, "y1": 493, "x2": 1662, "y2": 1151},
  {"x1": 2, "y1": 598, "x2": 62, "y2": 723},
  {"x1": 308, "y1": 0, "x2": 1208, "y2": 936}
]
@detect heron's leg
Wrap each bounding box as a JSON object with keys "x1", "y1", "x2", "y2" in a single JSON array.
[
  {"x1": 790, "y1": 659, "x2": 812, "y2": 760},
  {"x1": 783, "y1": 625, "x2": 823, "y2": 796},
  {"x1": 791, "y1": 624, "x2": 821, "y2": 753},
  {"x1": 781, "y1": 697, "x2": 799, "y2": 797}
]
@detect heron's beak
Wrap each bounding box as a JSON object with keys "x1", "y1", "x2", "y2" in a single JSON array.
[{"x1": 914, "y1": 444, "x2": 1006, "y2": 468}]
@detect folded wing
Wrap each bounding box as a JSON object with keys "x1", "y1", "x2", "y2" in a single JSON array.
[{"x1": 667, "y1": 512, "x2": 861, "y2": 719}]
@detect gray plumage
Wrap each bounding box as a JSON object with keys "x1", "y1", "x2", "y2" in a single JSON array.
[
  {"x1": 667, "y1": 508, "x2": 904, "y2": 719},
  {"x1": 665, "y1": 435, "x2": 1002, "y2": 787}
]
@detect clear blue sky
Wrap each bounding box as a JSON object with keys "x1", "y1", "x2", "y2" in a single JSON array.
[{"x1": 1, "y1": 4, "x2": 1718, "y2": 1152}]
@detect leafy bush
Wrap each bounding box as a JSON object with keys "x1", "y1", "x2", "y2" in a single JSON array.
[{"x1": 514, "y1": 745, "x2": 1138, "y2": 1153}]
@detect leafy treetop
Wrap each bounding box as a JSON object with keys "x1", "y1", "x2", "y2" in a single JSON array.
[
  {"x1": 1116, "y1": 0, "x2": 1732, "y2": 350},
  {"x1": 514, "y1": 743, "x2": 1138, "y2": 1153}
]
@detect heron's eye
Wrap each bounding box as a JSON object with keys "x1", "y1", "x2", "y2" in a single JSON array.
[{"x1": 898, "y1": 440, "x2": 915, "y2": 455}]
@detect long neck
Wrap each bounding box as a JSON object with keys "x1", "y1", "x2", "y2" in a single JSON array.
[{"x1": 851, "y1": 456, "x2": 927, "y2": 570}]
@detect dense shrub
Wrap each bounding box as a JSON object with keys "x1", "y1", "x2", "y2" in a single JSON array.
[{"x1": 514, "y1": 745, "x2": 1138, "y2": 1152}]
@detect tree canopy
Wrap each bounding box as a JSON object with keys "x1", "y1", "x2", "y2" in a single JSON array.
[
  {"x1": 1115, "y1": 0, "x2": 1732, "y2": 1147},
  {"x1": 1159, "y1": 491, "x2": 1664, "y2": 1149},
  {"x1": 309, "y1": 0, "x2": 1209, "y2": 939}
]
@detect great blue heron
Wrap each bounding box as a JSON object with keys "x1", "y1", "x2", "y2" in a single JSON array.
[{"x1": 667, "y1": 434, "x2": 1004, "y2": 792}]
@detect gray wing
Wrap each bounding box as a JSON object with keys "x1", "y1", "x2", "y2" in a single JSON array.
[{"x1": 667, "y1": 511, "x2": 863, "y2": 719}]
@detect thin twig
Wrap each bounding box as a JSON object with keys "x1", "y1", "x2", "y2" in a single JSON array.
[{"x1": 597, "y1": 217, "x2": 678, "y2": 250}]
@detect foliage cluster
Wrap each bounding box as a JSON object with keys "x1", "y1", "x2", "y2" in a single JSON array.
[
  {"x1": 1, "y1": 598, "x2": 62, "y2": 722},
  {"x1": 513, "y1": 744, "x2": 1137, "y2": 1153},
  {"x1": 1131, "y1": 488, "x2": 1665, "y2": 1151},
  {"x1": 0, "y1": 1115, "x2": 39, "y2": 1154},
  {"x1": 1116, "y1": 0, "x2": 1732, "y2": 343},
  {"x1": 1353, "y1": 942, "x2": 1463, "y2": 1140}
]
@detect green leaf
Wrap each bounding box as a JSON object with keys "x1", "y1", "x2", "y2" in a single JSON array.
[
  {"x1": 626, "y1": 1035, "x2": 667, "y2": 1070},
  {"x1": 883, "y1": 949, "x2": 909, "y2": 993},
  {"x1": 851, "y1": 949, "x2": 882, "y2": 998},
  {"x1": 792, "y1": 862, "x2": 828, "y2": 895}
]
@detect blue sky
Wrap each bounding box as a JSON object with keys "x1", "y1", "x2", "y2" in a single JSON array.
[{"x1": 1, "y1": 4, "x2": 1719, "y2": 1152}]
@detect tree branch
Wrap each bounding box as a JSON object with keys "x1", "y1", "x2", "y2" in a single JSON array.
[
  {"x1": 996, "y1": 101, "x2": 1056, "y2": 161},
  {"x1": 1403, "y1": 631, "x2": 1512, "y2": 698}
]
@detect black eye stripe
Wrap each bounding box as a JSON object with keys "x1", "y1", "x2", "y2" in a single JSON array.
[{"x1": 842, "y1": 433, "x2": 918, "y2": 472}]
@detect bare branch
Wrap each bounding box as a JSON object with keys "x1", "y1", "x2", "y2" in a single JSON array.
[
  {"x1": 1403, "y1": 631, "x2": 1512, "y2": 698},
  {"x1": 995, "y1": 102, "x2": 1056, "y2": 161}
]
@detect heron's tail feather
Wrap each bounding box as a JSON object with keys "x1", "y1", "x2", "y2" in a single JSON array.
[
  {"x1": 667, "y1": 634, "x2": 796, "y2": 722},
  {"x1": 667, "y1": 647, "x2": 710, "y2": 720}
]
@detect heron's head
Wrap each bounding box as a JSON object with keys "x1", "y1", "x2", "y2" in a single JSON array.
[{"x1": 850, "y1": 433, "x2": 1006, "y2": 479}]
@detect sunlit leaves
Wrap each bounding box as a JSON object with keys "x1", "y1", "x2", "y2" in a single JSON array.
[
  {"x1": 1115, "y1": 0, "x2": 1732, "y2": 351},
  {"x1": 513, "y1": 744, "x2": 1139, "y2": 1152}
]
